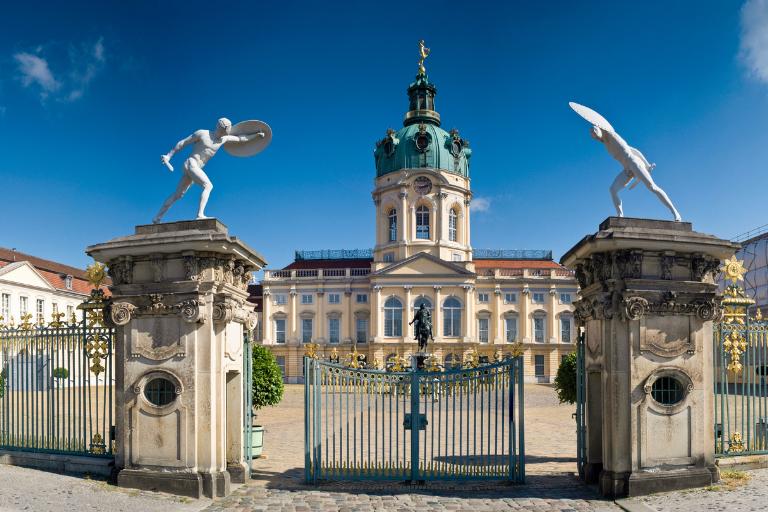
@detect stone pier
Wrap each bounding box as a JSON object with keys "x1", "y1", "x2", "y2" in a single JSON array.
[
  {"x1": 86, "y1": 219, "x2": 265, "y2": 498},
  {"x1": 561, "y1": 217, "x2": 738, "y2": 498}
]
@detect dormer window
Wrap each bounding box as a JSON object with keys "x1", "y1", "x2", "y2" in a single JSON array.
[{"x1": 65, "y1": 275, "x2": 73, "y2": 290}]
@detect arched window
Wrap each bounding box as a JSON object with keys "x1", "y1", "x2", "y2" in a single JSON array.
[
  {"x1": 388, "y1": 208, "x2": 397, "y2": 242},
  {"x1": 444, "y1": 353, "x2": 460, "y2": 369},
  {"x1": 448, "y1": 208, "x2": 458, "y2": 242},
  {"x1": 533, "y1": 313, "x2": 546, "y2": 343},
  {"x1": 442, "y1": 297, "x2": 462, "y2": 337},
  {"x1": 416, "y1": 205, "x2": 430, "y2": 239},
  {"x1": 384, "y1": 297, "x2": 403, "y2": 337},
  {"x1": 413, "y1": 296, "x2": 432, "y2": 313}
]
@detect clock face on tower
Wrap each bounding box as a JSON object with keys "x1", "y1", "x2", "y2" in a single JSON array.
[{"x1": 413, "y1": 176, "x2": 432, "y2": 196}]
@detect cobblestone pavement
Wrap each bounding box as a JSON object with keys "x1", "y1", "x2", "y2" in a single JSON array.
[
  {"x1": 0, "y1": 464, "x2": 209, "y2": 512},
  {"x1": 636, "y1": 467, "x2": 768, "y2": 512}
]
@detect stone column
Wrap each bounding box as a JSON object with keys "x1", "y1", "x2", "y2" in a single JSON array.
[
  {"x1": 433, "y1": 285, "x2": 442, "y2": 342},
  {"x1": 289, "y1": 290, "x2": 298, "y2": 344},
  {"x1": 87, "y1": 220, "x2": 265, "y2": 499},
  {"x1": 463, "y1": 285, "x2": 474, "y2": 342},
  {"x1": 493, "y1": 287, "x2": 502, "y2": 343},
  {"x1": 561, "y1": 217, "x2": 737, "y2": 498}
]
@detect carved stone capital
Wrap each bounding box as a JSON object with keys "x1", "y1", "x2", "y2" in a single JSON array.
[
  {"x1": 176, "y1": 299, "x2": 204, "y2": 324},
  {"x1": 213, "y1": 301, "x2": 234, "y2": 324},
  {"x1": 245, "y1": 312, "x2": 258, "y2": 331},
  {"x1": 622, "y1": 296, "x2": 649, "y2": 321},
  {"x1": 110, "y1": 302, "x2": 137, "y2": 326}
]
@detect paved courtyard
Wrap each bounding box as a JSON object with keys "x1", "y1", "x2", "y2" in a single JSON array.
[{"x1": 0, "y1": 383, "x2": 759, "y2": 511}]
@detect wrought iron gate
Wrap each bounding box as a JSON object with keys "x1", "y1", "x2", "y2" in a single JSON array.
[
  {"x1": 304, "y1": 356, "x2": 525, "y2": 483},
  {"x1": 0, "y1": 289, "x2": 114, "y2": 457},
  {"x1": 714, "y1": 256, "x2": 768, "y2": 456},
  {"x1": 575, "y1": 330, "x2": 586, "y2": 476},
  {"x1": 243, "y1": 330, "x2": 253, "y2": 471}
]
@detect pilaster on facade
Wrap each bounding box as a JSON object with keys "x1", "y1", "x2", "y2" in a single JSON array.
[
  {"x1": 372, "y1": 285, "x2": 383, "y2": 343},
  {"x1": 289, "y1": 289, "x2": 298, "y2": 344},
  {"x1": 344, "y1": 290, "x2": 353, "y2": 343},
  {"x1": 403, "y1": 285, "x2": 413, "y2": 339},
  {"x1": 492, "y1": 287, "x2": 502, "y2": 343},
  {"x1": 463, "y1": 284, "x2": 474, "y2": 342},
  {"x1": 547, "y1": 287, "x2": 557, "y2": 344},
  {"x1": 433, "y1": 285, "x2": 442, "y2": 343},
  {"x1": 520, "y1": 286, "x2": 530, "y2": 343}
]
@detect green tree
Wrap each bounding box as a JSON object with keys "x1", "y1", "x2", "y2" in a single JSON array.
[
  {"x1": 251, "y1": 345, "x2": 284, "y2": 411},
  {"x1": 554, "y1": 351, "x2": 578, "y2": 405}
]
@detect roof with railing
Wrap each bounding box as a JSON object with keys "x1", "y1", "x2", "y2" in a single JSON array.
[
  {"x1": 472, "y1": 249, "x2": 552, "y2": 260},
  {"x1": 733, "y1": 224, "x2": 768, "y2": 245}
]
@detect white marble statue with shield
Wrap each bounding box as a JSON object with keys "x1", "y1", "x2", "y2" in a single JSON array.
[
  {"x1": 569, "y1": 102, "x2": 681, "y2": 222},
  {"x1": 153, "y1": 118, "x2": 272, "y2": 223}
]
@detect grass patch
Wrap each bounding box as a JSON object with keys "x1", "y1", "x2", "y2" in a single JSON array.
[{"x1": 707, "y1": 469, "x2": 752, "y2": 492}]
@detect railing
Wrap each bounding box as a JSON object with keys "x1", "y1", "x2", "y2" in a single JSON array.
[
  {"x1": 0, "y1": 289, "x2": 114, "y2": 457},
  {"x1": 265, "y1": 268, "x2": 372, "y2": 280},
  {"x1": 473, "y1": 249, "x2": 552, "y2": 260},
  {"x1": 296, "y1": 249, "x2": 373, "y2": 261}
]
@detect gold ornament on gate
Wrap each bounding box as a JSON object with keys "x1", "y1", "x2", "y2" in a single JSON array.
[
  {"x1": 85, "y1": 261, "x2": 107, "y2": 289},
  {"x1": 304, "y1": 343, "x2": 319, "y2": 359},
  {"x1": 85, "y1": 334, "x2": 110, "y2": 376},
  {"x1": 720, "y1": 255, "x2": 747, "y2": 283}
]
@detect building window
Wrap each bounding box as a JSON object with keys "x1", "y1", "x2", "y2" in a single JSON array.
[
  {"x1": 356, "y1": 318, "x2": 368, "y2": 343},
  {"x1": 413, "y1": 296, "x2": 432, "y2": 313},
  {"x1": 328, "y1": 293, "x2": 340, "y2": 304},
  {"x1": 505, "y1": 317, "x2": 518, "y2": 342},
  {"x1": 302, "y1": 318, "x2": 313, "y2": 343},
  {"x1": 532, "y1": 292, "x2": 545, "y2": 303},
  {"x1": 1, "y1": 293, "x2": 9, "y2": 320},
  {"x1": 388, "y1": 208, "x2": 397, "y2": 242},
  {"x1": 356, "y1": 294, "x2": 368, "y2": 304},
  {"x1": 444, "y1": 353, "x2": 460, "y2": 369},
  {"x1": 504, "y1": 293, "x2": 517, "y2": 304},
  {"x1": 478, "y1": 318, "x2": 489, "y2": 343},
  {"x1": 276, "y1": 356, "x2": 286, "y2": 380},
  {"x1": 274, "y1": 294, "x2": 288, "y2": 305},
  {"x1": 36, "y1": 299, "x2": 44, "y2": 324},
  {"x1": 448, "y1": 208, "x2": 458, "y2": 242},
  {"x1": 452, "y1": 253, "x2": 462, "y2": 262},
  {"x1": 561, "y1": 317, "x2": 572, "y2": 343},
  {"x1": 560, "y1": 293, "x2": 572, "y2": 304},
  {"x1": 65, "y1": 275, "x2": 73, "y2": 290},
  {"x1": 415, "y1": 205, "x2": 430, "y2": 239},
  {"x1": 328, "y1": 318, "x2": 340, "y2": 344},
  {"x1": 66, "y1": 304, "x2": 74, "y2": 320},
  {"x1": 383, "y1": 252, "x2": 395, "y2": 263},
  {"x1": 275, "y1": 319, "x2": 286, "y2": 344},
  {"x1": 477, "y1": 292, "x2": 489, "y2": 303},
  {"x1": 301, "y1": 294, "x2": 313, "y2": 305},
  {"x1": 19, "y1": 296, "x2": 28, "y2": 317},
  {"x1": 534, "y1": 316, "x2": 546, "y2": 342},
  {"x1": 534, "y1": 355, "x2": 545, "y2": 377},
  {"x1": 384, "y1": 297, "x2": 403, "y2": 337},
  {"x1": 52, "y1": 302, "x2": 58, "y2": 314},
  {"x1": 442, "y1": 297, "x2": 462, "y2": 337}
]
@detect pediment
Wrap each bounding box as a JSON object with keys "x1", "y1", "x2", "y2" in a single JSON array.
[
  {"x1": 374, "y1": 252, "x2": 473, "y2": 277},
  {"x1": 0, "y1": 261, "x2": 56, "y2": 290}
]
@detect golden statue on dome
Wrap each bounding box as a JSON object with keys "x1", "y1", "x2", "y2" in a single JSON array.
[{"x1": 418, "y1": 39, "x2": 430, "y2": 75}]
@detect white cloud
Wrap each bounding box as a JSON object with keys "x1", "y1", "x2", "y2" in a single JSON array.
[
  {"x1": 470, "y1": 197, "x2": 491, "y2": 213},
  {"x1": 13, "y1": 38, "x2": 105, "y2": 103},
  {"x1": 740, "y1": 0, "x2": 768, "y2": 83},
  {"x1": 14, "y1": 53, "x2": 60, "y2": 98}
]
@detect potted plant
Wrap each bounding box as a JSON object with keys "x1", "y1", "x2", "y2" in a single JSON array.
[
  {"x1": 554, "y1": 352, "x2": 577, "y2": 405},
  {"x1": 250, "y1": 344, "x2": 284, "y2": 458}
]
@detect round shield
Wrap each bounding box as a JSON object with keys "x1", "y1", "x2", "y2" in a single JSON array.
[
  {"x1": 568, "y1": 102, "x2": 615, "y2": 133},
  {"x1": 223, "y1": 120, "x2": 272, "y2": 157}
]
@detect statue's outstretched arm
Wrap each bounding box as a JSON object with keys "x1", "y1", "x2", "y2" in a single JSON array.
[
  {"x1": 165, "y1": 132, "x2": 199, "y2": 160},
  {"x1": 222, "y1": 132, "x2": 265, "y2": 144}
]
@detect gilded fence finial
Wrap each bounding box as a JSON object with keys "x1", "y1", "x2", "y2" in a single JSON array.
[
  {"x1": 85, "y1": 261, "x2": 107, "y2": 289},
  {"x1": 50, "y1": 311, "x2": 65, "y2": 328},
  {"x1": 304, "y1": 343, "x2": 319, "y2": 359},
  {"x1": 19, "y1": 313, "x2": 33, "y2": 331}
]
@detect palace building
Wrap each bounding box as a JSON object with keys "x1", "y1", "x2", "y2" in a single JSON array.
[{"x1": 251, "y1": 56, "x2": 578, "y2": 383}]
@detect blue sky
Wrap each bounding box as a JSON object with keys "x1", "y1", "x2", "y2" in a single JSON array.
[{"x1": 1, "y1": 1, "x2": 768, "y2": 270}]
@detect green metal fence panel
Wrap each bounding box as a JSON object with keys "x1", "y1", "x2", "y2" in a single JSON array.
[
  {"x1": 243, "y1": 331, "x2": 253, "y2": 472},
  {"x1": 0, "y1": 291, "x2": 114, "y2": 457},
  {"x1": 304, "y1": 355, "x2": 524, "y2": 484}
]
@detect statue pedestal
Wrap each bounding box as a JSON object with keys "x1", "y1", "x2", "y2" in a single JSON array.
[
  {"x1": 411, "y1": 353, "x2": 427, "y2": 371},
  {"x1": 562, "y1": 217, "x2": 738, "y2": 498},
  {"x1": 87, "y1": 219, "x2": 265, "y2": 498}
]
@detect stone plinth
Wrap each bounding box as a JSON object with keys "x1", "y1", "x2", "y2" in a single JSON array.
[
  {"x1": 561, "y1": 217, "x2": 738, "y2": 498},
  {"x1": 86, "y1": 219, "x2": 266, "y2": 498}
]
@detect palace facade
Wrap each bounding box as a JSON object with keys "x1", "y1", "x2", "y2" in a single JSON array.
[{"x1": 251, "y1": 62, "x2": 578, "y2": 383}]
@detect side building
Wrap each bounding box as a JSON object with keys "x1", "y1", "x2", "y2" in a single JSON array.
[
  {"x1": 0, "y1": 247, "x2": 99, "y2": 325},
  {"x1": 251, "y1": 55, "x2": 578, "y2": 383},
  {"x1": 729, "y1": 225, "x2": 768, "y2": 316}
]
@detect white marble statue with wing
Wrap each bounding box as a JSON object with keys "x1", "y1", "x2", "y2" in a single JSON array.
[{"x1": 569, "y1": 102, "x2": 681, "y2": 222}]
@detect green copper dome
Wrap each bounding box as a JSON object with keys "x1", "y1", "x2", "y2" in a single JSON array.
[{"x1": 374, "y1": 73, "x2": 472, "y2": 178}]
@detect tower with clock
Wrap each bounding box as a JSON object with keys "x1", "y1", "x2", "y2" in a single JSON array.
[{"x1": 372, "y1": 62, "x2": 473, "y2": 266}]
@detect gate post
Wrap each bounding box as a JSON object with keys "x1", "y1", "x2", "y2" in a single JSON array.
[
  {"x1": 561, "y1": 217, "x2": 737, "y2": 498},
  {"x1": 409, "y1": 368, "x2": 421, "y2": 483},
  {"x1": 87, "y1": 220, "x2": 265, "y2": 498}
]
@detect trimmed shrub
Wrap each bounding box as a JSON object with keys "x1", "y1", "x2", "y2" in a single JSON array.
[
  {"x1": 251, "y1": 345, "x2": 284, "y2": 412},
  {"x1": 554, "y1": 351, "x2": 578, "y2": 405},
  {"x1": 52, "y1": 367, "x2": 69, "y2": 380}
]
